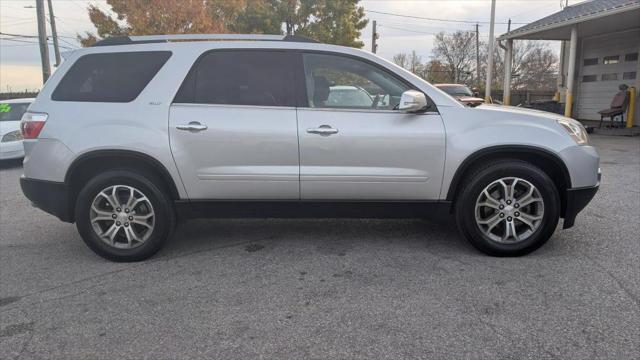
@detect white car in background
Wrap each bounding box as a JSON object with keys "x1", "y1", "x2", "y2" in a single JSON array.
[{"x1": 0, "y1": 98, "x2": 33, "y2": 160}]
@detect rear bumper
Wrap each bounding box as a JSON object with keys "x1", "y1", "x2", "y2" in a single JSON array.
[
  {"x1": 20, "y1": 176, "x2": 73, "y2": 222},
  {"x1": 562, "y1": 185, "x2": 599, "y2": 229}
]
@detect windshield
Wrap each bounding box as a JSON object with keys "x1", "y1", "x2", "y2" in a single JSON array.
[
  {"x1": 0, "y1": 102, "x2": 30, "y2": 122},
  {"x1": 438, "y1": 85, "x2": 473, "y2": 97}
]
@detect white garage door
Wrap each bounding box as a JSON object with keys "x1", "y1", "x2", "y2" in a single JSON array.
[{"x1": 576, "y1": 29, "x2": 639, "y2": 121}]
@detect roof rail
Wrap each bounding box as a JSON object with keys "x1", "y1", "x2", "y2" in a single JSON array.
[{"x1": 92, "y1": 34, "x2": 319, "y2": 47}]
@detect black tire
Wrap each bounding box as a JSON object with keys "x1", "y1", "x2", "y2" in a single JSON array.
[
  {"x1": 75, "y1": 169, "x2": 175, "y2": 262},
  {"x1": 454, "y1": 160, "x2": 560, "y2": 256}
]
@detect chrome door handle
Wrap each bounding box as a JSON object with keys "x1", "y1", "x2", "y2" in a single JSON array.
[
  {"x1": 176, "y1": 121, "x2": 207, "y2": 132},
  {"x1": 307, "y1": 125, "x2": 338, "y2": 136}
]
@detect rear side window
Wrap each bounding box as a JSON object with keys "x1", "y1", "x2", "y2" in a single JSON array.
[
  {"x1": 174, "y1": 50, "x2": 294, "y2": 107},
  {"x1": 52, "y1": 51, "x2": 171, "y2": 102}
]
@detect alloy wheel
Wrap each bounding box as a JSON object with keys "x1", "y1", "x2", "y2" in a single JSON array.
[
  {"x1": 475, "y1": 177, "x2": 544, "y2": 243},
  {"x1": 89, "y1": 185, "x2": 155, "y2": 249}
]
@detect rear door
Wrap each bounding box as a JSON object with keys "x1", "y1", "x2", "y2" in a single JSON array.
[
  {"x1": 296, "y1": 52, "x2": 446, "y2": 200},
  {"x1": 169, "y1": 50, "x2": 300, "y2": 199}
]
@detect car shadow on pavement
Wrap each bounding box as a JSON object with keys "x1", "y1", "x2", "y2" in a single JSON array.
[{"x1": 159, "y1": 217, "x2": 474, "y2": 260}]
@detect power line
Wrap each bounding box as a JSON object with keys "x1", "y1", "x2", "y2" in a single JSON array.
[
  {"x1": 378, "y1": 19, "x2": 476, "y2": 32},
  {"x1": 365, "y1": 9, "x2": 528, "y2": 25},
  {"x1": 0, "y1": 38, "x2": 38, "y2": 44},
  {"x1": 0, "y1": 19, "x2": 36, "y2": 26},
  {"x1": 379, "y1": 25, "x2": 442, "y2": 35},
  {"x1": 0, "y1": 31, "x2": 76, "y2": 40},
  {"x1": 0, "y1": 37, "x2": 74, "y2": 49},
  {"x1": 0, "y1": 32, "x2": 38, "y2": 38}
]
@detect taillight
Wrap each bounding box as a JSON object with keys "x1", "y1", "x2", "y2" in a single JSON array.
[{"x1": 20, "y1": 112, "x2": 48, "y2": 139}]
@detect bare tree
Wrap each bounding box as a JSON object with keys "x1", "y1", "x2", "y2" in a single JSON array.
[
  {"x1": 431, "y1": 31, "x2": 479, "y2": 84},
  {"x1": 392, "y1": 53, "x2": 408, "y2": 69},
  {"x1": 392, "y1": 51, "x2": 428, "y2": 79},
  {"x1": 503, "y1": 41, "x2": 558, "y2": 90},
  {"x1": 481, "y1": 40, "x2": 559, "y2": 91},
  {"x1": 409, "y1": 50, "x2": 423, "y2": 74},
  {"x1": 425, "y1": 60, "x2": 450, "y2": 84}
]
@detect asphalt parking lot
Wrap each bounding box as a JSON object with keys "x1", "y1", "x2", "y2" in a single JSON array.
[{"x1": 1, "y1": 134, "x2": 638, "y2": 359}]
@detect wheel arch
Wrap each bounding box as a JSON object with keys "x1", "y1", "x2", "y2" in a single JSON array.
[
  {"x1": 65, "y1": 150, "x2": 181, "y2": 219},
  {"x1": 446, "y1": 145, "x2": 572, "y2": 216}
]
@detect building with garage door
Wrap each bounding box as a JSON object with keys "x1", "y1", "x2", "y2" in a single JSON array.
[{"x1": 497, "y1": 0, "x2": 640, "y2": 125}]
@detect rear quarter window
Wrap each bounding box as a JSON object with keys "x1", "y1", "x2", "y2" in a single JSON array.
[{"x1": 52, "y1": 51, "x2": 171, "y2": 102}]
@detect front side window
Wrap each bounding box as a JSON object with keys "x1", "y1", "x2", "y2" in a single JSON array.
[
  {"x1": 302, "y1": 53, "x2": 410, "y2": 110},
  {"x1": 52, "y1": 51, "x2": 171, "y2": 102},
  {"x1": 174, "y1": 50, "x2": 294, "y2": 107},
  {"x1": 0, "y1": 102, "x2": 30, "y2": 122}
]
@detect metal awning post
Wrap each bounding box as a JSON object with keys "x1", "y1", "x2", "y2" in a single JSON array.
[
  {"x1": 485, "y1": 0, "x2": 497, "y2": 102},
  {"x1": 564, "y1": 26, "x2": 578, "y2": 118},
  {"x1": 503, "y1": 39, "x2": 513, "y2": 106}
]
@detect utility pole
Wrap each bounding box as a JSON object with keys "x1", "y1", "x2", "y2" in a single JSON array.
[
  {"x1": 371, "y1": 20, "x2": 378, "y2": 54},
  {"x1": 475, "y1": 23, "x2": 480, "y2": 89},
  {"x1": 485, "y1": 0, "x2": 496, "y2": 102},
  {"x1": 47, "y1": 0, "x2": 61, "y2": 67},
  {"x1": 35, "y1": 0, "x2": 51, "y2": 83}
]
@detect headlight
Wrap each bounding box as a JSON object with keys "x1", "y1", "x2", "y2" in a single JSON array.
[
  {"x1": 1, "y1": 130, "x2": 23, "y2": 143},
  {"x1": 557, "y1": 118, "x2": 589, "y2": 145}
]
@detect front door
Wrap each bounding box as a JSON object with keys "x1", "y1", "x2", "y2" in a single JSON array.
[
  {"x1": 169, "y1": 50, "x2": 299, "y2": 199},
  {"x1": 296, "y1": 52, "x2": 446, "y2": 200}
]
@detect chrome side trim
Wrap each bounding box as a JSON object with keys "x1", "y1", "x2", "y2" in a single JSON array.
[
  {"x1": 171, "y1": 103, "x2": 296, "y2": 111},
  {"x1": 297, "y1": 107, "x2": 439, "y2": 115}
]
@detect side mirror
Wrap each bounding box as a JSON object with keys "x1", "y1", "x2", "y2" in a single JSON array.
[{"x1": 399, "y1": 90, "x2": 428, "y2": 113}]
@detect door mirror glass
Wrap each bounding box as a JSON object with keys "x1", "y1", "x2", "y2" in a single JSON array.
[{"x1": 399, "y1": 90, "x2": 428, "y2": 113}]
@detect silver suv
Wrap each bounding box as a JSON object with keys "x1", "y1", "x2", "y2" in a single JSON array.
[{"x1": 20, "y1": 34, "x2": 600, "y2": 261}]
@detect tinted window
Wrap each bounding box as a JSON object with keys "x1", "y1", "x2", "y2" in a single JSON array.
[
  {"x1": 0, "y1": 102, "x2": 30, "y2": 122},
  {"x1": 302, "y1": 53, "x2": 410, "y2": 110},
  {"x1": 583, "y1": 58, "x2": 598, "y2": 66},
  {"x1": 601, "y1": 73, "x2": 618, "y2": 81},
  {"x1": 582, "y1": 75, "x2": 597, "y2": 82},
  {"x1": 174, "y1": 50, "x2": 294, "y2": 107},
  {"x1": 623, "y1": 72, "x2": 637, "y2": 80},
  {"x1": 52, "y1": 51, "x2": 171, "y2": 102},
  {"x1": 625, "y1": 53, "x2": 638, "y2": 62}
]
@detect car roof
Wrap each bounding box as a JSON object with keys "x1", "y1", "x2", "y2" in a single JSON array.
[
  {"x1": 1, "y1": 98, "x2": 35, "y2": 103},
  {"x1": 434, "y1": 84, "x2": 466, "y2": 87}
]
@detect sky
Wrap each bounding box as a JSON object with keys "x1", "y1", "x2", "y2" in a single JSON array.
[{"x1": 0, "y1": 0, "x2": 582, "y2": 91}]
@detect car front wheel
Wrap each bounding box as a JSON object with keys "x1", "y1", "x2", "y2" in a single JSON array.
[{"x1": 455, "y1": 160, "x2": 560, "y2": 256}]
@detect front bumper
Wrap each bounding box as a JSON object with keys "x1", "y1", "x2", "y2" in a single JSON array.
[
  {"x1": 562, "y1": 168, "x2": 600, "y2": 229},
  {"x1": 20, "y1": 176, "x2": 73, "y2": 222}
]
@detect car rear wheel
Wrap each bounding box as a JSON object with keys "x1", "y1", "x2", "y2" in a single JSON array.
[
  {"x1": 454, "y1": 160, "x2": 560, "y2": 256},
  {"x1": 75, "y1": 169, "x2": 175, "y2": 262}
]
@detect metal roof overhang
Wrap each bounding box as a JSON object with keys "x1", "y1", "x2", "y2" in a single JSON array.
[{"x1": 498, "y1": 4, "x2": 640, "y2": 41}]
